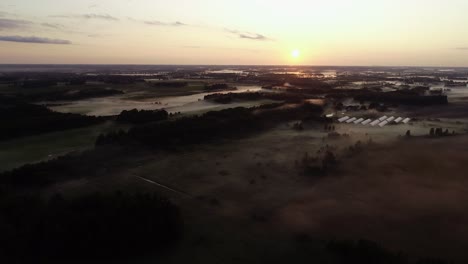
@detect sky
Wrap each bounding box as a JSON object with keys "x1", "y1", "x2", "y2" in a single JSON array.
[{"x1": 1, "y1": 0, "x2": 468, "y2": 66}]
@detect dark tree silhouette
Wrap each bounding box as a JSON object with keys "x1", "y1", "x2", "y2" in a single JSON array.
[
  {"x1": 0, "y1": 192, "x2": 182, "y2": 261},
  {"x1": 116, "y1": 109, "x2": 168, "y2": 124},
  {"x1": 406, "y1": 130, "x2": 411, "y2": 137}
]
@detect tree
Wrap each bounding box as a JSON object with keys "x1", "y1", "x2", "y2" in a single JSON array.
[
  {"x1": 406, "y1": 130, "x2": 411, "y2": 137},
  {"x1": 0, "y1": 192, "x2": 182, "y2": 261},
  {"x1": 322, "y1": 151, "x2": 337, "y2": 170},
  {"x1": 430, "y1": 128, "x2": 435, "y2": 136}
]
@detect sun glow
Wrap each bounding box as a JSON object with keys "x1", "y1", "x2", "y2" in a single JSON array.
[{"x1": 291, "y1": 49, "x2": 300, "y2": 58}]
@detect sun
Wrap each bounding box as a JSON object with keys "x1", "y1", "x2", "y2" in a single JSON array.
[{"x1": 291, "y1": 49, "x2": 300, "y2": 58}]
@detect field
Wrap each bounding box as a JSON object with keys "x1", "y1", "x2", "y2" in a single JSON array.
[
  {"x1": 0, "y1": 121, "x2": 129, "y2": 172},
  {"x1": 39, "y1": 117, "x2": 468, "y2": 262},
  {"x1": 0, "y1": 80, "x2": 276, "y2": 173},
  {"x1": 47, "y1": 84, "x2": 269, "y2": 116},
  {"x1": 2, "y1": 67, "x2": 468, "y2": 263}
]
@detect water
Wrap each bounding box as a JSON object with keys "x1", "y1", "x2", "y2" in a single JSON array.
[{"x1": 48, "y1": 85, "x2": 267, "y2": 116}]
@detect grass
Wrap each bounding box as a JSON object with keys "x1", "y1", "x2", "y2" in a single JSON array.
[{"x1": 0, "y1": 121, "x2": 129, "y2": 172}]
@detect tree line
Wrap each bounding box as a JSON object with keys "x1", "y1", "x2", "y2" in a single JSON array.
[
  {"x1": 0, "y1": 96, "x2": 105, "y2": 141},
  {"x1": 116, "y1": 109, "x2": 169, "y2": 124},
  {"x1": 0, "y1": 191, "x2": 182, "y2": 261},
  {"x1": 96, "y1": 103, "x2": 323, "y2": 148}
]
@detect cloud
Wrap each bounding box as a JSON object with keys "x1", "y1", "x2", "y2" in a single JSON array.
[
  {"x1": 181, "y1": 45, "x2": 262, "y2": 53},
  {"x1": 143, "y1": 20, "x2": 165, "y2": 26},
  {"x1": 455, "y1": 47, "x2": 468, "y2": 51},
  {"x1": 0, "y1": 35, "x2": 72, "y2": 44},
  {"x1": 0, "y1": 11, "x2": 17, "y2": 18},
  {"x1": 81, "y1": 13, "x2": 118, "y2": 21},
  {"x1": 136, "y1": 18, "x2": 187, "y2": 27},
  {"x1": 52, "y1": 13, "x2": 119, "y2": 21},
  {"x1": 41, "y1": 22, "x2": 65, "y2": 29},
  {"x1": 173, "y1": 21, "x2": 187, "y2": 26},
  {"x1": 225, "y1": 28, "x2": 272, "y2": 41},
  {"x1": 239, "y1": 33, "x2": 270, "y2": 41},
  {"x1": 0, "y1": 18, "x2": 31, "y2": 30}
]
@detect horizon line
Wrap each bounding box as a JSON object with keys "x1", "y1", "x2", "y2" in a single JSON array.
[{"x1": 1, "y1": 63, "x2": 468, "y2": 69}]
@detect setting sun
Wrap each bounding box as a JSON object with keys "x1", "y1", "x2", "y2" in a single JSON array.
[{"x1": 291, "y1": 49, "x2": 300, "y2": 58}]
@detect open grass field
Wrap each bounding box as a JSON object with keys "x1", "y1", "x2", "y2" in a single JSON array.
[{"x1": 0, "y1": 121, "x2": 129, "y2": 172}]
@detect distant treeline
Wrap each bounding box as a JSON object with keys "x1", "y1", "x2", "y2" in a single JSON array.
[
  {"x1": 18, "y1": 78, "x2": 89, "y2": 88},
  {"x1": 21, "y1": 79, "x2": 57, "y2": 88},
  {"x1": 96, "y1": 103, "x2": 323, "y2": 147},
  {"x1": 2, "y1": 73, "x2": 147, "y2": 87},
  {"x1": 116, "y1": 109, "x2": 169, "y2": 124},
  {"x1": 402, "y1": 76, "x2": 440, "y2": 84},
  {"x1": 354, "y1": 90, "x2": 448, "y2": 105},
  {"x1": 204, "y1": 92, "x2": 310, "y2": 104},
  {"x1": 288, "y1": 78, "x2": 333, "y2": 89},
  {"x1": 0, "y1": 191, "x2": 182, "y2": 261},
  {"x1": 151, "y1": 81, "x2": 188, "y2": 88},
  {"x1": 204, "y1": 83, "x2": 234, "y2": 91},
  {"x1": 0, "y1": 96, "x2": 105, "y2": 141},
  {"x1": 0, "y1": 146, "x2": 126, "y2": 190},
  {"x1": 255, "y1": 75, "x2": 332, "y2": 88},
  {"x1": 20, "y1": 87, "x2": 124, "y2": 101}
]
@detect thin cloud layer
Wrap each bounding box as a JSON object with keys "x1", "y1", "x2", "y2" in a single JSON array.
[
  {"x1": 182, "y1": 45, "x2": 262, "y2": 53},
  {"x1": 52, "y1": 13, "x2": 119, "y2": 21},
  {"x1": 239, "y1": 33, "x2": 269, "y2": 41},
  {"x1": 225, "y1": 28, "x2": 272, "y2": 41},
  {"x1": 0, "y1": 18, "x2": 31, "y2": 30},
  {"x1": 81, "y1": 13, "x2": 118, "y2": 21},
  {"x1": 41, "y1": 23, "x2": 65, "y2": 29},
  {"x1": 131, "y1": 18, "x2": 187, "y2": 27},
  {"x1": 0, "y1": 35, "x2": 72, "y2": 44}
]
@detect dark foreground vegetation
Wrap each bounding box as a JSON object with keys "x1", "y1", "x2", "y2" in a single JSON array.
[
  {"x1": 0, "y1": 191, "x2": 182, "y2": 262},
  {"x1": 353, "y1": 90, "x2": 448, "y2": 105},
  {"x1": 0, "y1": 145, "x2": 134, "y2": 190},
  {"x1": 116, "y1": 109, "x2": 169, "y2": 124},
  {"x1": 0, "y1": 66, "x2": 464, "y2": 263},
  {"x1": 151, "y1": 81, "x2": 188, "y2": 88},
  {"x1": 21, "y1": 87, "x2": 124, "y2": 102},
  {"x1": 205, "y1": 88, "x2": 448, "y2": 108},
  {"x1": 204, "y1": 91, "x2": 309, "y2": 104},
  {"x1": 0, "y1": 103, "x2": 322, "y2": 190},
  {"x1": 323, "y1": 240, "x2": 451, "y2": 264},
  {"x1": 0, "y1": 95, "x2": 105, "y2": 140},
  {"x1": 204, "y1": 83, "x2": 236, "y2": 91},
  {"x1": 96, "y1": 103, "x2": 323, "y2": 147}
]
